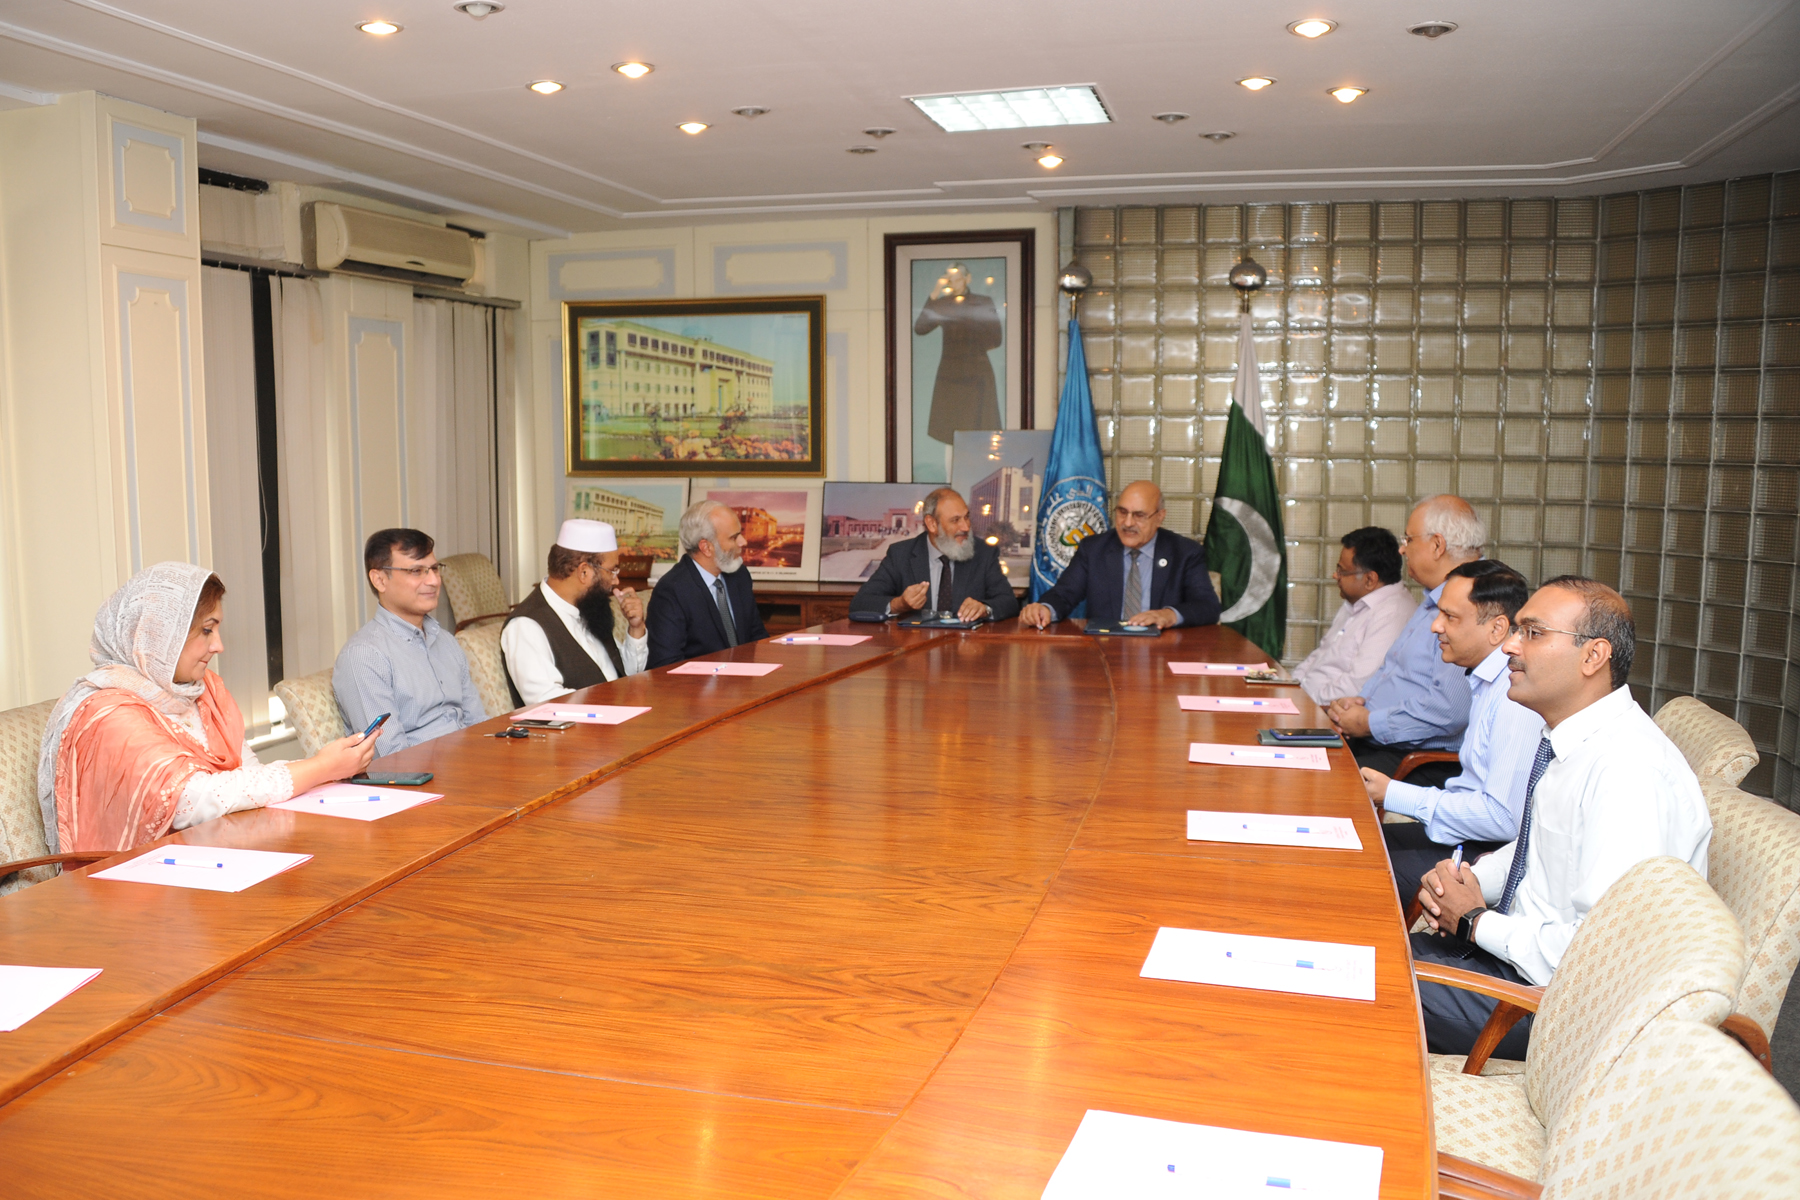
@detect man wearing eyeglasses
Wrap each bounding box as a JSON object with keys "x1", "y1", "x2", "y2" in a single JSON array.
[
  {"x1": 1408, "y1": 576, "x2": 1709, "y2": 1058},
  {"x1": 333, "y1": 528, "x2": 488, "y2": 756},
  {"x1": 1290, "y1": 527, "x2": 1416, "y2": 705},
  {"x1": 1019, "y1": 481, "x2": 1220, "y2": 630}
]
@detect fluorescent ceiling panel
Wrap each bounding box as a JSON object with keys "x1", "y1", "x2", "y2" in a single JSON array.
[{"x1": 908, "y1": 85, "x2": 1112, "y2": 132}]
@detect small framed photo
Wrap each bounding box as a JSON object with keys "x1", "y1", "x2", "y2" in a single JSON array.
[
  {"x1": 885, "y1": 230, "x2": 1036, "y2": 484},
  {"x1": 819, "y1": 482, "x2": 937, "y2": 583},
  {"x1": 566, "y1": 478, "x2": 690, "y2": 579},
  {"x1": 698, "y1": 482, "x2": 824, "y2": 581},
  {"x1": 565, "y1": 296, "x2": 825, "y2": 476}
]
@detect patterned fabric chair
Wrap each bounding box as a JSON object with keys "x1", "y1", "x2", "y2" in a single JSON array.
[
  {"x1": 273, "y1": 669, "x2": 348, "y2": 757},
  {"x1": 1440, "y1": 1020, "x2": 1800, "y2": 1199},
  {"x1": 1419, "y1": 856, "x2": 1746, "y2": 1181},
  {"x1": 440, "y1": 552, "x2": 510, "y2": 633},
  {"x1": 1654, "y1": 695, "x2": 1759, "y2": 786},
  {"x1": 0, "y1": 699, "x2": 112, "y2": 893},
  {"x1": 1700, "y1": 776, "x2": 1800, "y2": 1071},
  {"x1": 455, "y1": 621, "x2": 514, "y2": 719}
]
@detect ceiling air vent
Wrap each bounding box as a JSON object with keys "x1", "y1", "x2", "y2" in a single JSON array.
[{"x1": 304, "y1": 201, "x2": 478, "y2": 285}]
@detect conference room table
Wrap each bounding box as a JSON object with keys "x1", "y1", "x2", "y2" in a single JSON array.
[{"x1": 0, "y1": 619, "x2": 1434, "y2": 1198}]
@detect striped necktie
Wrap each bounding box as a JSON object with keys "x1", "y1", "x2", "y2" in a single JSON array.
[
  {"x1": 1123, "y1": 549, "x2": 1144, "y2": 619},
  {"x1": 1498, "y1": 736, "x2": 1557, "y2": 914}
]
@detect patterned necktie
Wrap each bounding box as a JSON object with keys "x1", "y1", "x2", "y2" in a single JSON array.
[
  {"x1": 1123, "y1": 549, "x2": 1144, "y2": 619},
  {"x1": 1498, "y1": 736, "x2": 1557, "y2": 914},
  {"x1": 713, "y1": 577, "x2": 738, "y2": 647},
  {"x1": 939, "y1": 555, "x2": 954, "y2": 611}
]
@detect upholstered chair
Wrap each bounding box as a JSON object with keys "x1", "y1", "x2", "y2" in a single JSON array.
[
  {"x1": 1654, "y1": 695, "x2": 1759, "y2": 786},
  {"x1": 1418, "y1": 856, "x2": 1745, "y2": 1181},
  {"x1": 1439, "y1": 1020, "x2": 1800, "y2": 1200},
  {"x1": 1699, "y1": 776, "x2": 1800, "y2": 1070},
  {"x1": 272, "y1": 669, "x2": 348, "y2": 757},
  {"x1": 439, "y1": 552, "x2": 510, "y2": 632},
  {"x1": 455, "y1": 621, "x2": 514, "y2": 718},
  {"x1": 0, "y1": 699, "x2": 111, "y2": 893}
]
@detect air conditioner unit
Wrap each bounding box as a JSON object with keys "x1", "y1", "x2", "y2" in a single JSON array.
[{"x1": 304, "y1": 201, "x2": 478, "y2": 284}]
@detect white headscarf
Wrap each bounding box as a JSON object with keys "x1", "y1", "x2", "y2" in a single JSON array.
[{"x1": 36, "y1": 562, "x2": 211, "y2": 853}]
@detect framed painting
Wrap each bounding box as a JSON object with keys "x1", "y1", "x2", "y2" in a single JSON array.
[
  {"x1": 565, "y1": 296, "x2": 825, "y2": 476},
  {"x1": 884, "y1": 230, "x2": 1035, "y2": 484},
  {"x1": 951, "y1": 429, "x2": 1051, "y2": 585},
  {"x1": 818, "y1": 482, "x2": 937, "y2": 583},
  {"x1": 566, "y1": 478, "x2": 690, "y2": 578},
  {"x1": 698, "y1": 482, "x2": 824, "y2": 582}
]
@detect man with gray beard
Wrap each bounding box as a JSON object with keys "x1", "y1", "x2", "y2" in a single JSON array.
[
  {"x1": 850, "y1": 487, "x2": 1020, "y2": 623},
  {"x1": 646, "y1": 500, "x2": 769, "y2": 668}
]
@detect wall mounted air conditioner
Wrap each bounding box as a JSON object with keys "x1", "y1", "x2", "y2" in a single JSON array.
[{"x1": 304, "y1": 201, "x2": 478, "y2": 285}]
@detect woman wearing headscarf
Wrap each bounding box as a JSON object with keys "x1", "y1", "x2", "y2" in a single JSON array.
[{"x1": 37, "y1": 562, "x2": 378, "y2": 854}]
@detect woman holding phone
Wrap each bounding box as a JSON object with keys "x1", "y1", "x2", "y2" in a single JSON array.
[{"x1": 38, "y1": 562, "x2": 378, "y2": 854}]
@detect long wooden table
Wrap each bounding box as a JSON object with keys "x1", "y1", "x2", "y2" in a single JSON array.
[{"x1": 0, "y1": 622, "x2": 1433, "y2": 1198}]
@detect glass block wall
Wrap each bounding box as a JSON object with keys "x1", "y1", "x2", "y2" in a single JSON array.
[{"x1": 1060, "y1": 173, "x2": 1799, "y2": 802}]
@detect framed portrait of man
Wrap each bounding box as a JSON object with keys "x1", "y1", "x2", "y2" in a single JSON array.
[{"x1": 884, "y1": 230, "x2": 1035, "y2": 484}]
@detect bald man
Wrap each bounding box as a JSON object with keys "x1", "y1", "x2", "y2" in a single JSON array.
[{"x1": 1021, "y1": 481, "x2": 1221, "y2": 630}]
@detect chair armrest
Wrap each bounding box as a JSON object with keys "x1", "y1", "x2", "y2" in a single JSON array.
[
  {"x1": 454, "y1": 613, "x2": 510, "y2": 633},
  {"x1": 0, "y1": 851, "x2": 115, "y2": 876},
  {"x1": 1439, "y1": 1154, "x2": 1543, "y2": 1199},
  {"x1": 1393, "y1": 750, "x2": 1461, "y2": 781},
  {"x1": 1414, "y1": 962, "x2": 1544, "y2": 1010},
  {"x1": 1722, "y1": 1012, "x2": 1773, "y2": 1072}
]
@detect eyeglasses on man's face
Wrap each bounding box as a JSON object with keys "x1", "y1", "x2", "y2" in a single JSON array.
[
  {"x1": 381, "y1": 563, "x2": 442, "y2": 579},
  {"x1": 1508, "y1": 620, "x2": 1592, "y2": 645}
]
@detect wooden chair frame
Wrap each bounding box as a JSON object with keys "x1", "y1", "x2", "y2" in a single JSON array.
[
  {"x1": 1414, "y1": 960, "x2": 1545, "y2": 1075},
  {"x1": 0, "y1": 850, "x2": 114, "y2": 880}
]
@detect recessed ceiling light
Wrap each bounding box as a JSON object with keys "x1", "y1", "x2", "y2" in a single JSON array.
[
  {"x1": 1328, "y1": 86, "x2": 1368, "y2": 103},
  {"x1": 1238, "y1": 77, "x2": 1276, "y2": 91},
  {"x1": 863, "y1": 127, "x2": 897, "y2": 138},
  {"x1": 528, "y1": 80, "x2": 563, "y2": 95},
  {"x1": 1202, "y1": 131, "x2": 1237, "y2": 142},
  {"x1": 453, "y1": 1, "x2": 504, "y2": 18},
  {"x1": 1288, "y1": 18, "x2": 1336, "y2": 38},
  {"x1": 1037, "y1": 153, "x2": 1064, "y2": 169},
  {"x1": 731, "y1": 106, "x2": 770, "y2": 118},
  {"x1": 612, "y1": 62, "x2": 653, "y2": 79},
  {"x1": 908, "y1": 85, "x2": 1111, "y2": 132},
  {"x1": 678, "y1": 121, "x2": 709, "y2": 135},
  {"x1": 1408, "y1": 20, "x2": 1458, "y2": 38},
  {"x1": 1153, "y1": 112, "x2": 1189, "y2": 124},
  {"x1": 356, "y1": 19, "x2": 402, "y2": 35},
  {"x1": 847, "y1": 145, "x2": 878, "y2": 154}
]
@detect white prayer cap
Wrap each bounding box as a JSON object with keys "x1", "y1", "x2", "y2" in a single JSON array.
[{"x1": 555, "y1": 519, "x2": 617, "y2": 554}]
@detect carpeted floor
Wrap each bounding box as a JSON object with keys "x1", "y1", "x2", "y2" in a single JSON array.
[{"x1": 1773, "y1": 976, "x2": 1800, "y2": 1101}]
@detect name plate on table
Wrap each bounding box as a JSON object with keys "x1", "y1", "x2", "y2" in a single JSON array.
[
  {"x1": 1187, "y1": 810, "x2": 1363, "y2": 851},
  {"x1": 1179, "y1": 695, "x2": 1301, "y2": 715},
  {"x1": 1141, "y1": 927, "x2": 1377, "y2": 1002},
  {"x1": 272, "y1": 782, "x2": 447, "y2": 821},
  {"x1": 1167, "y1": 661, "x2": 1271, "y2": 675},
  {"x1": 515, "y1": 703, "x2": 651, "y2": 725},
  {"x1": 666, "y1": 661, "x2": 783, "y2": 677},
  {"x1": 1189, "y1": 742, "x2": 1330, "y2": 771}
]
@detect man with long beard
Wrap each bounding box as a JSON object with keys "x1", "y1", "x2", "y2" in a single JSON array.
[
  {"x1": 850, "y1": 487, "x2": 1018, "y2": 622},
  {"x1": 501, "y1": 519, "x2": 649, "y2": 705},
  {"x1": 646, "y1": 500, "x2": 769, "y2": 669}
]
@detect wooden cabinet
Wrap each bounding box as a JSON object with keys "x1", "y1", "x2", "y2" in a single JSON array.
[{"x1": 751, "y1": 582, "x2": 860, "y2": 631}]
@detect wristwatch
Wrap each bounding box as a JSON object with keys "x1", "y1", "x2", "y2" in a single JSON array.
[{"x1": 1456, "y1": 907, "x2": 1488, "y2": 944}]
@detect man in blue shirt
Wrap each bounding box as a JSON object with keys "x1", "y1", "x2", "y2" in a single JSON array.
[
  {"x1": 1360, "y1": 559, "x2": 1539, "y2": 898},
  {"x1": 1327, "y1": 496, "x2": 1486, "y2": 787},
  {"x1": 333, "y1": 528, "x2": 489, "y2": 757}
]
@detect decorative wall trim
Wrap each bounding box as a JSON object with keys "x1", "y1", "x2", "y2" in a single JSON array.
[
  {"x1": 827, "y1": 331, "x2": 848, "y2": 480},
  {"x1": 712, "y1": 242, "x2": 848, "y2": 294},
  {"x1": 115, "y1": 271, "x2": 199, "y2": 571},
  {"x1": 546, "y1": 249, "x2": 676, "y2": 300},
  {"x1": 111, "y1": 121, "x2": 186, "y2": 234}
]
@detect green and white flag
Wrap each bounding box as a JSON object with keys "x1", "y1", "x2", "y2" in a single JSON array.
[{"x1": 1204, "y1": 313, "x2": 1288, "y2": 660}]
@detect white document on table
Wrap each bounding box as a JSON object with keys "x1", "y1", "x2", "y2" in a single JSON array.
[
  {"x1": 271, "y1": 782, "x2": 445, "y2": 822},
  {"x1": 515, "y1": 703, "x2": 651, "y2": 725},
  {"x1": 1043, "y1": 1109, "x2": 1384, "y2": 1199},
  {"x1": 1179, "y1": 695, "x2": 1301, "y2": 715},
  {"x1": 1140, "y1": 927, "x2": 1376, "y2": 1002},
  {"x1": 666, "y1": 661, "x2": 782, "y2": 677},
  {"x1": 1189, "y1": 742, "x2": 1331, "y2": 771},
  {"x1": 88, "y1": 846, "x2": 312, "y2": 894},
  {"x1": 0, "y1": 965, "x2": 103, "y2": 1032},
  {"x1": 1187, "y1": 810, "x2": 1363, "y2": 852}
]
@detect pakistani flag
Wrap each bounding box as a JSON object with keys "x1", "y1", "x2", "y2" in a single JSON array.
[
  {"x1": 1030, "y1": 318, "x2": 1110, "y2": 609},
  {"x1": 1204, "y1": 313, "x2": 1288, "y2": 659}
]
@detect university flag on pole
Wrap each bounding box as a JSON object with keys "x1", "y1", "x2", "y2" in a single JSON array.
[
  {"x1": 1204, "y1": 312, "x2": 1288, "y2": 659},
  {"x1": 1030, "y1": 318, "x2": 1110, "y2": 608}
]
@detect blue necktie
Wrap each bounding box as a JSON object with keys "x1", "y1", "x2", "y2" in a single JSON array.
[{"x1": 1498, "y1": 736, "x2": 1556, "y2": 915}]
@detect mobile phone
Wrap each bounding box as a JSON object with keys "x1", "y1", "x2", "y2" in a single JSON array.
[
  {"x1": 360, "y1": 712, "x2": 391, "y2": 741},
  {"x1": 1267, "y1": 728, "x2": 1340, "y2": 741},
  {"x1": 511, "y1": 718, "x2": 574, "y2": 730},
  {"x1": 353, "y1": 771, "x2": 434, "y2": 786}
]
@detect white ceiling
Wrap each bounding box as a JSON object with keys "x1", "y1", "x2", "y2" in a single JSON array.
[{"x1": 2, "y1": 0, "x2": 1797, "y2": 237}]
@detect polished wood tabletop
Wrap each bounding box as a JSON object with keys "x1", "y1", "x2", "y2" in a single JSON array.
[{"x1": 0, "y1": 622, "x2": 1432, "y2": 1198}]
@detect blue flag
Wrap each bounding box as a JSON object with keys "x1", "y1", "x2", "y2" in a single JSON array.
[{"x1": 1030, "y1": 318, "x2": 1110, "y2": 608}]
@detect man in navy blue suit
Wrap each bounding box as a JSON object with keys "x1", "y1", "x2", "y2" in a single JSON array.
[
  {"x1": 1020, "y1": 481, "x2": 1221, "y2": 630},
  {"x1": 646, "y1": 500, "x2": 769, "y2": 669}
]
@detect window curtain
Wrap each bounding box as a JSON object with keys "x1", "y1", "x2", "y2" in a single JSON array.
[{"x1": 270, "y1": 275, "x2": 342, "y2": 681}]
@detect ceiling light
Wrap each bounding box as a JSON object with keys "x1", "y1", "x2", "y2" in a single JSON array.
[
  {"x1": 1202, "y1": 131, "x2": 1236, "y2": 142},
  {"x1": 1037, "y1": 153, "x2": 1064, "y2": 169},
  {"x1": 1153, "y1": 112, "x2": 1189, "y2": 124},
  {"x1": 528, "y1": 80, "x2": 563, "y2": 95},
  {"x1": 847, "y1": 145, "x2": 878, "y2": 154},
  {"x1": 1328, "y1": 86, "x2": 1368, "y2": 103},
  {"x1": 452, "y1": 1, "x2": 504, "y2": 17},
  {"x1": 863, "y1": 127, "x2": 897, "y2": 138},
  {"x1": 678, "y1": 121, "x2": 709, "y2": 135},
  {"x1": 612, "y1": 62, "x2": 653, "y2": 79},
  {"x1": 908, "y1": 85, "x2": 1111, "y2": 132},
  {"x1": 356, "y1": 20, "x2": 401, "y2": 35},
  {"x1": 1238, "y1": 77, "x2": 1276, "y2": 91},
  {"x1": 731, "y1": 106, "x2": 770, "y2": 118},
  {"x1": 1288, "y1": 18, "x2": 1336, "y2": 38},
  {"x1": 1408, "y1": 20, "x2": 1458, "y2": 38}
]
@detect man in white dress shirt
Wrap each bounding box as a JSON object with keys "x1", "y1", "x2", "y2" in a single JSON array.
[
  {"x1": 1410, "y1": 576, "x2": 1710, "y2": 1058},
  {"x1": 501, "y1": 519, "x2": 649, "y2": 706},
  {"x1": 1291, "y1": 527, "x2": 1416, "y2": 704}
]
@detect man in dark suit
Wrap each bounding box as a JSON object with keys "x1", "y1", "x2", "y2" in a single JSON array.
[
  {"x1": 646, "y1": 500, "x2": 769, "y2": 668},
  {"x1": 1020, "y1": 481, "x2": 1221, "y2": 629},
  {"x1": 849, "y1": 487, "x2": 1020, "y2": 622}
]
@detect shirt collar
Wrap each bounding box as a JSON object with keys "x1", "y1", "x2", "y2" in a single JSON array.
[
  {"x1": 1123, "y1": 531, "x2": 1157, "y2": 560},
  {"x1": 1546, "y1": 684, "x2": 1638, "y2": 758},
  {"x1": 1471, "y1": 644, "x2": 1511, "y2": 686},
  {"x1": 540, "y1": 580, "x2": 580, "y2": 619},
  {"x1": 1422, "y1": 581, "x2": 1446, "y2": 608},
  {"x1": 375, "y1": 604, "x2": 434, "y2": 643},
  {"x1": 692, "y1": 558, "x2": 720, "y2": 587}
]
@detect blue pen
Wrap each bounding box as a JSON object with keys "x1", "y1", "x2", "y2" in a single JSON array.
[
  {"x1": 157, "y1": 856, "x2": 224, "y2": 868},
  {"x1": 318, "y1": 795, "x2": 384, "y2": 803},
  {"x1": 1451, "y1": 843, "x2": 1465, "y2": 871}
]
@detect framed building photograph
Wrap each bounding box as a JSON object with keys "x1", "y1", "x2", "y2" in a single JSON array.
[
  {"x1": 884, "y1": 230, "x2": 1035, "y2": 484},
  {"x1": 566, "y1": 478, "x2": 690, "y2": 578},
  {"x1": 818, "y1": 482, "x2": 937, "y2": 583},
  {"x1": 699, "y1": 482, "x2": 824, "y2": 582},
  {"x1": 565, "y1": 296, "x2": 825, "y2": 476},
  {"x1": 951, "y1": 429, "x2": 1051, "y2": 585}
]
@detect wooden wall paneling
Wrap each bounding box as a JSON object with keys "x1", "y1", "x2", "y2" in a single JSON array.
[{"x1": 93, "y1": 96, "x2": 198, "y2": 258}]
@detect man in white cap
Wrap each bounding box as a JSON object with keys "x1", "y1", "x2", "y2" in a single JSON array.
[{"x1": 500, "y1": 519, "x2": 648, "y2": 705}]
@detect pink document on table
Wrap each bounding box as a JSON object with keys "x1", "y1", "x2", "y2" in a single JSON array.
[
  {"x1": 515, "y1": 703, "x2": 651, "y2": 725},
  {"x1": 769, "y1": 634, "x2": 870, "y2": 646},
  {"x1": 272, "y1": 782, "x2": 446, "y2": 821},
  {"x1": 1167, "y1": 661, "x2": 1271, "y2": 675},
  {"x1": 1189, "y1": 742, "x2": 1331, "y2": 771},
  {"x1": 0, "y1": 966, "x2": 103, "y2": 1032},
  {"x1": 1179, "y1": 695, "x2": 1302, "y2": 715},
  {"x1": 667, "y1": 661, "x2": 783, "y2": 677}
]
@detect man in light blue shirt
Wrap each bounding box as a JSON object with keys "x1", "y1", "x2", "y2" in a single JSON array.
[
  {"x1": 333, "y1": 528, "x2": 488, "y2": 757},
  {"x1": 1328, "y1": 496, "x2": 1487, "y2": 787},
  {"x1": 1360, "y1": 560, "x2": 1539, "y2": 898}
]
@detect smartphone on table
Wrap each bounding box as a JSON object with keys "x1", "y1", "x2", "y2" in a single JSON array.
[
  {"x1": 511, "y1": 718, "x2": 575, "y2": 730},
  {"x1": 346, "y1": 713, "x2": 435, "y2": 785}
]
